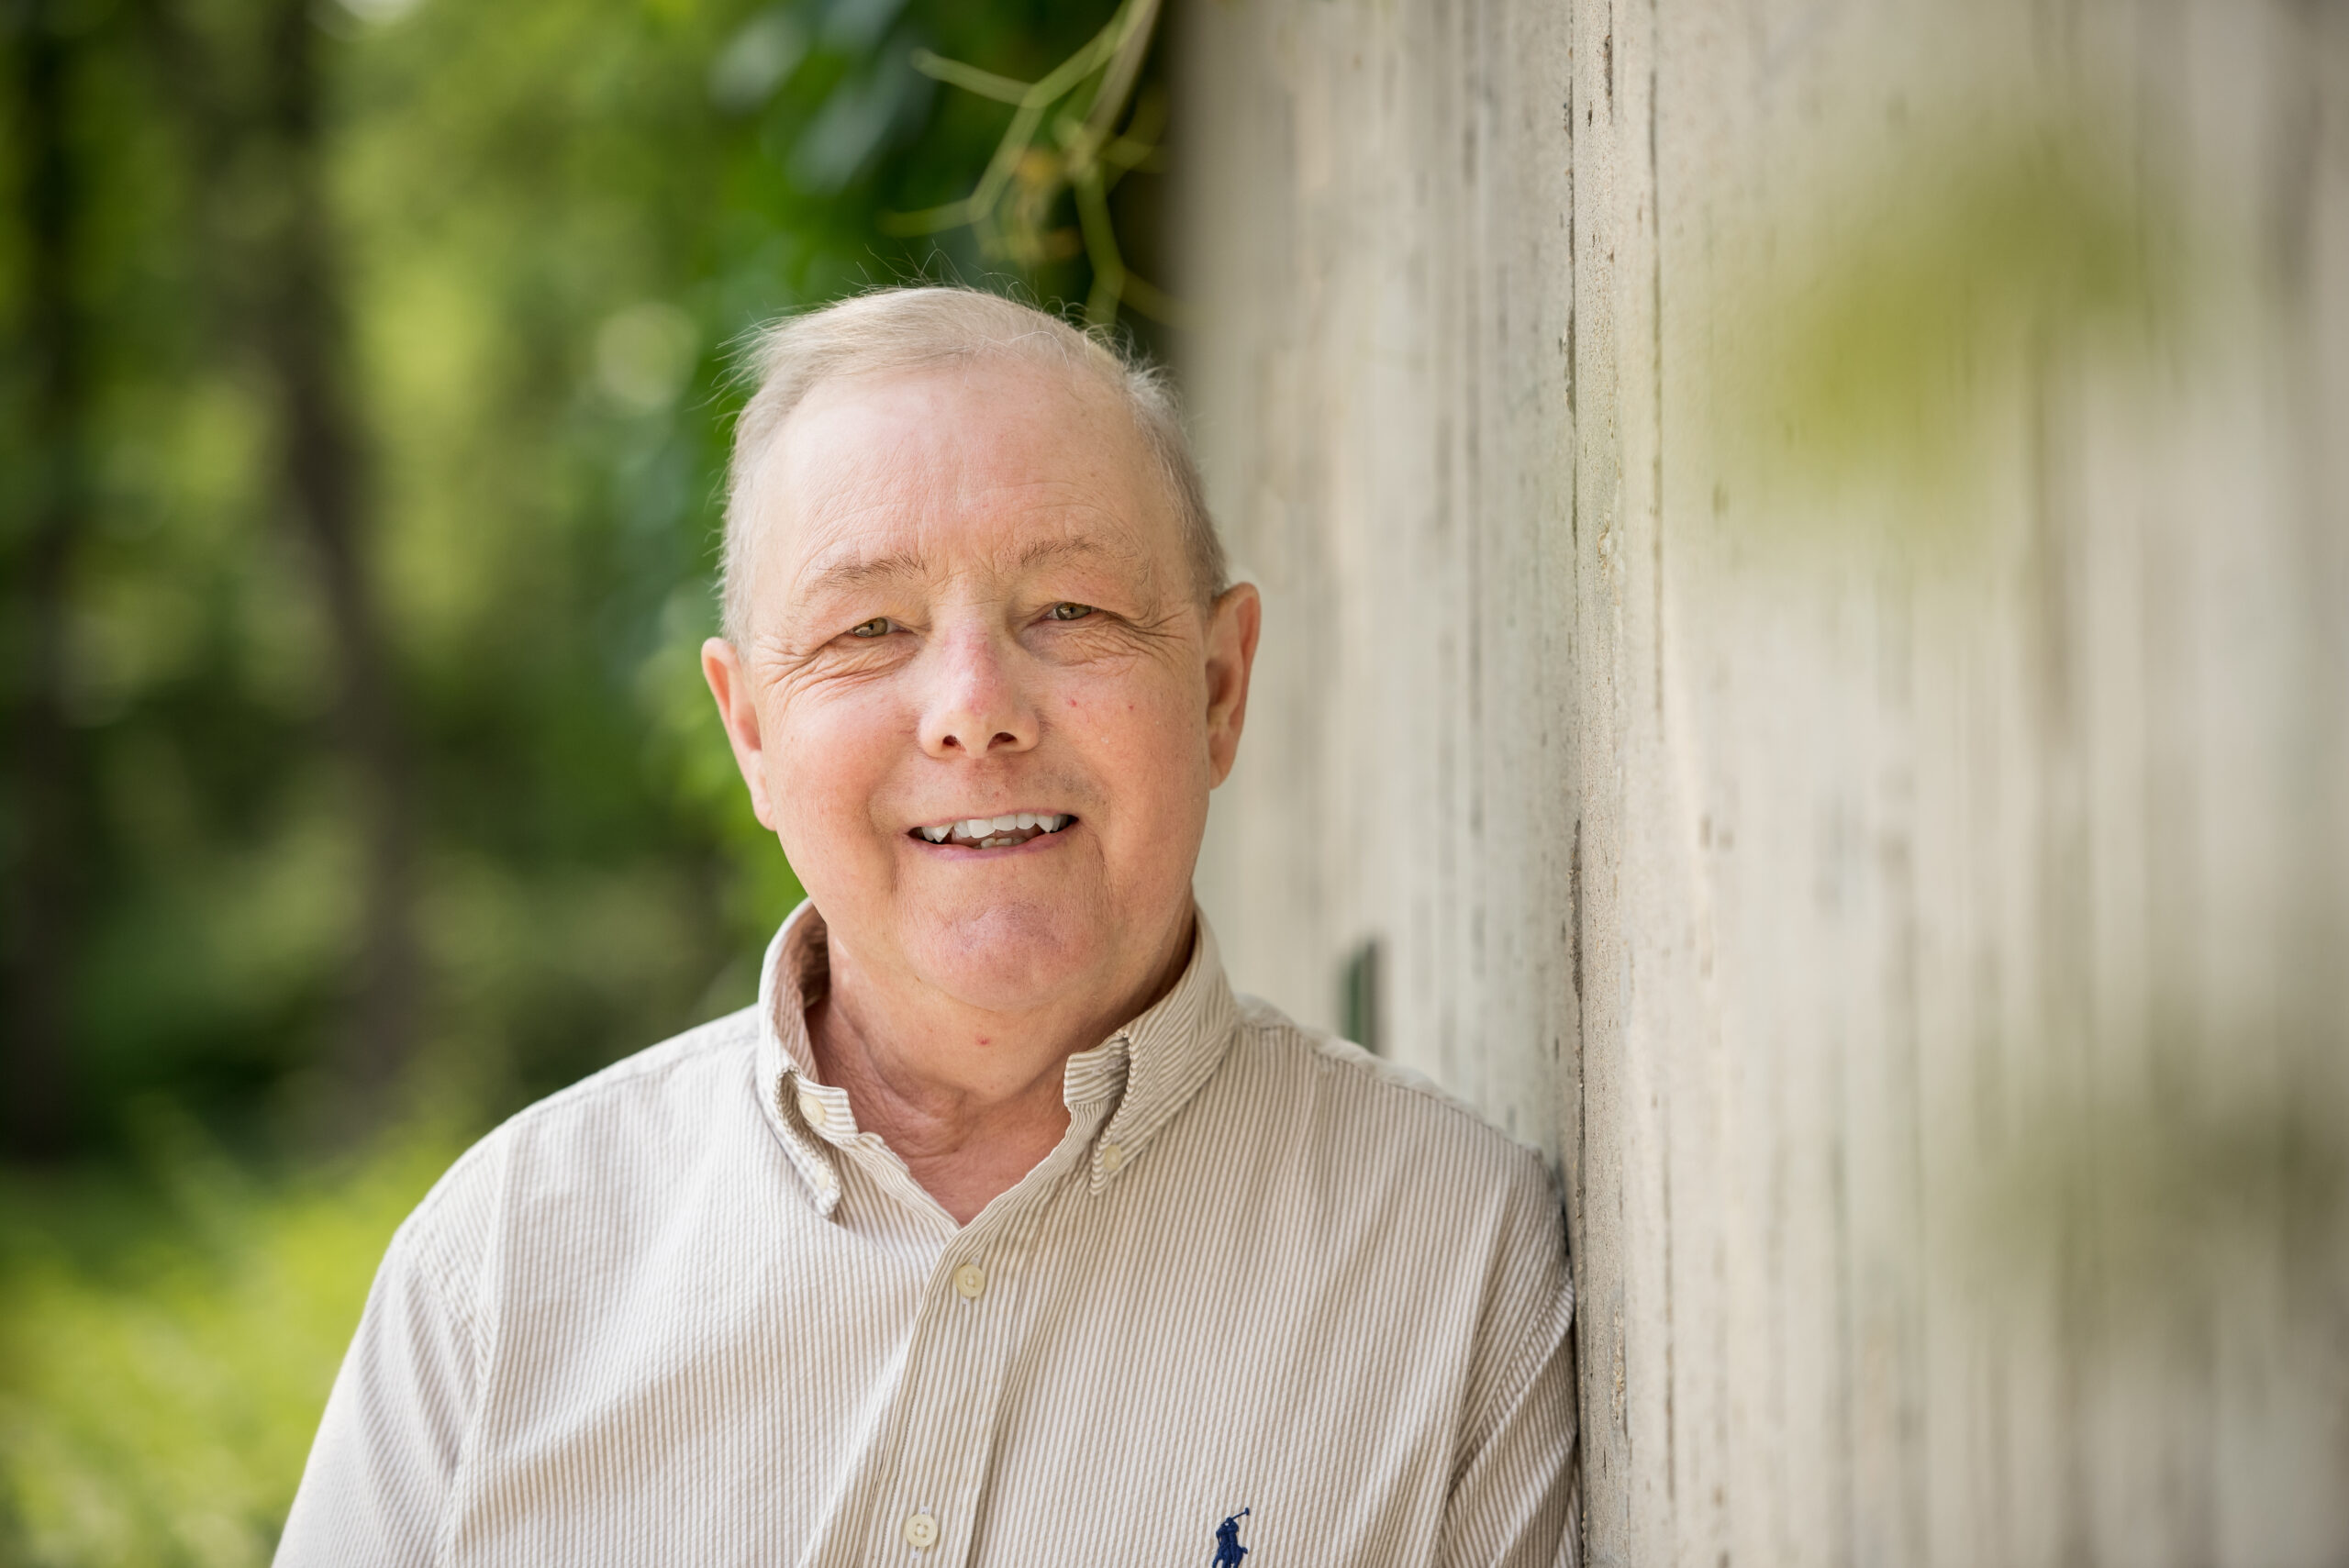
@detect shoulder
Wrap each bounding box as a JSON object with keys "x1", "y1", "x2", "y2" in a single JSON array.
[
  {"x1": 386, "y1": 1006, "x2": 766, "y2": 1275},
  {"x1": 486, "y1": 1004, "x2": 763, "y2": 1147},
  {"x1": 1219, "y1": 999, "x2": 1575, "y2": 1402},
  {"x1": 1217, "y1": 993, "x2": 1563, "y2": 1235},
  {"x1": 1194, "y1": 995, "x2": 1571, "y2": 1382},
  {"x1": 1227, "y1": 993, "x2": 1550, "y2": 1160}
]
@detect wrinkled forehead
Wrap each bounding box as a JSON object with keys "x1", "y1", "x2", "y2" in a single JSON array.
[{"x1": 743, "y1": 358, "x2": 1180, "y2": 599}]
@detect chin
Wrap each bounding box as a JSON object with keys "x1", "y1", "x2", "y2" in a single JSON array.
[{"x1": 911, "y1": 899, "x2": 1107, "y2": 1012}]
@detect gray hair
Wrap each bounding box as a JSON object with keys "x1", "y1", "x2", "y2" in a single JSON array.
[{"x1": 718, "y1": 287, "x2": 1227, "y2": 642}]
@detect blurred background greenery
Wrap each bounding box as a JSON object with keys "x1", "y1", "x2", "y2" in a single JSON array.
[{"x1": 0, "y1": 0, "x2": 1165, "y2": 1556}]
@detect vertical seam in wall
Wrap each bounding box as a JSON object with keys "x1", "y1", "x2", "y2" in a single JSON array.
[
  {"x1": 1647, "y1": 52, "x2": 1665, "y2": 731},
  {"x1": 1642, "y1": 0, "x2": 1676, "y2": 1527}
]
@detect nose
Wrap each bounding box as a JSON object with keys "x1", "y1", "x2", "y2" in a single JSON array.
[{"x1": 917, "y1": 624, "x2": 1039, "y2": 759}]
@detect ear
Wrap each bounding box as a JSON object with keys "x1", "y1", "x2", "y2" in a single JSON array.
[
  {"x1": 1201, "y1": 583, "x2": 1262, "y2": 787},
  {"x1": 703, "y1": 637, "x2": 781, "y2": 830}
]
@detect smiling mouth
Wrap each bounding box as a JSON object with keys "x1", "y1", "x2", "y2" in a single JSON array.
[{"x1": 909, "y1": 813, "x2": 1076, "y2": 850}]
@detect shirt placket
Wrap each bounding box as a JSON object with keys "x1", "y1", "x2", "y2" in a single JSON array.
[
  {"x1": 860, "y1": 1218, "x2": 1026, "y2": 1566},
  {"x1": 830, "y1": 1101, "x2": 1110, "y2": 1568}
]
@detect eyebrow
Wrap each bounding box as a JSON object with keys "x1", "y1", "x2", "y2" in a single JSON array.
[
  {"x1": 1012, "y1": 536, "x2": 1148, "y2": 576},
  {"x1": 795, "y1": 549, "x2": 929, "y2": 597}
]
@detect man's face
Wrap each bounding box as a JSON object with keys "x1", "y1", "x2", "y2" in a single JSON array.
[{"x1": 705, "y1": 357, "x2": 1258, "y2": 1022}]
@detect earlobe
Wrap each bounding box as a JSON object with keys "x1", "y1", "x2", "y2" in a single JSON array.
[{"x1": 702, "y1": 637, "x2": 779, "y2": 830}]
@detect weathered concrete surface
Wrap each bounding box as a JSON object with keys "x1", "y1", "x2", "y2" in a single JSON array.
[
  {"x1": 1174, "y1": 0, "x2": 1582, "y2": 1162},
  {"x1": 1174, "y1": 0, "x2": 2349, "y2": 1563}
]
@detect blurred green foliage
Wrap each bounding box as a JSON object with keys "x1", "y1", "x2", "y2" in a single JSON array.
[
  {"x1": 1, "y1": 0, "x2": 1153, "y2": 1556},
  {"x1": 0, "y1": 0, "x2": 1143, "y2": 1140},
  {"x1": 1, "y1": 1111, "x2": 461, "y2": 1565},
  {"x1": 1970, "y1": 1067, "x2": 2348, "y2": 1342},
  {"x1": 1712, "y1": 115, "x2": 2203, "y2": 542}
]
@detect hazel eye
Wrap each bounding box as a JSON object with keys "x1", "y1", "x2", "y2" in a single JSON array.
[
  {"x1": 1047, "y1": 603, "x2": 1096, "y2": 621},
  {"x1": 847, "y1": 617, "x2": 892, "y2": 639}
]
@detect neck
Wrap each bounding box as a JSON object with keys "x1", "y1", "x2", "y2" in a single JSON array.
[{"x1": 807, "y1": 912, "x2": 1193, "y2": 1225}]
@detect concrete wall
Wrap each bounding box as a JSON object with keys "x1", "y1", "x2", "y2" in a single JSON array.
[{"x1": 1173, "y1": 1, "x2": 2349, "y2": 1564}]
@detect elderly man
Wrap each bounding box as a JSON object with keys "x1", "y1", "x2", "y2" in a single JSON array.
[{"x1": 279, "y1": 288, "x2": 1575, "y2": 1567}]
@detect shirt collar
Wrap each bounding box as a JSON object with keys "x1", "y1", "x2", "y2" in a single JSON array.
[
  {"x1": 751, "y1": 898, "x2": 1240, "y2": 1217},
  {"x1": 751, "y1": 904, "x2": 842, "y2": 1215}
]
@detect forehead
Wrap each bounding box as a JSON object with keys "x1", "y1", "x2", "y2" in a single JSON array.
[{"x1": 751, "y1": 357, "x2": 1175, "y2": 591}]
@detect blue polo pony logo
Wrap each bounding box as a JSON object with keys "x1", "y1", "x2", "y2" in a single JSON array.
[{"x1": 1210, "y1": 1508, "x2": 1250, "y2": 1566}]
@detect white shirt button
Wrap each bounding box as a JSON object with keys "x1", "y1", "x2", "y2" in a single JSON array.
[
  {"x1": 903, "y1": 1512, "x2": 939, "y2": 1550},
  {"x1": 796, "y1": 1091, "x2": 828, "y2": 1129},
  {"x1": 1100, "y1": 1141, "x2": 1128, "y2": 1173},
  {"x1": 952, "y1": 1262, "x2": 987, "y2": 1300}
]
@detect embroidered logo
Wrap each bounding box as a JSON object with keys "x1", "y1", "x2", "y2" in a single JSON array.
[{"x1": 1210, "y1": 1507, "x2": 1251, "y2": 1566}]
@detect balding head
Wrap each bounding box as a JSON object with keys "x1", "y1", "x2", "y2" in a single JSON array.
[{"x1": 720, "y1": 287, "x2": 1225, "y2": 643}]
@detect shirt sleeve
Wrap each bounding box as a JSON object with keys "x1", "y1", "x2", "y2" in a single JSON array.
[
  {"x1": 275, "y1": 1210, "x2": 482, "y2": 1568},
  {"x1": 1437, "y1": 1161, "x2": 1580, "y2": 1568}
]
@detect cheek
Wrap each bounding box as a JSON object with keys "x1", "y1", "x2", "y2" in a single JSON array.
[
  {"x1": 763, "y1": 691, "x2": 901, "y2": 839},
  {"x1": 1055, "y1": 674, "x2": 1211, "y2": 817}
]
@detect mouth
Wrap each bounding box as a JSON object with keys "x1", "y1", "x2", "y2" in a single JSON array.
[{"x1": 907, "y1": 812, "x2": 1077, "y2": 851}]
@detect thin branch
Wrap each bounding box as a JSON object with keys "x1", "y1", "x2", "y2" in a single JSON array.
[
  {"x1": 877, "y1": 196, "x2": 978, "y2": 237},
  {"x1": 1073, "y1": 170, "x2": 1124, "y2": 326},
  {"x1": 1081, "y1": 0, "x2": 1161, "y2": 140},
  {"x1": 909, "y1": 49, "x2": 1030, "y2": 106},
  {"x1": 1115, "y1": 270, "x2": 1186, "y2": 328}
]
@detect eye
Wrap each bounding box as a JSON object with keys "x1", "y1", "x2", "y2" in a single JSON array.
[
  {"x1": 1046, "y1": 603, "x2": 1096, "y2": 622},
  {"x1": 847, "y1": 617, "x2": 892, "y2": 639}
]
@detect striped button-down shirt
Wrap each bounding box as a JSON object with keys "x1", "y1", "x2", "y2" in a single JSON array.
[{"x1": 278, "y1": 902, "x2": 1576, "y2": 1567}]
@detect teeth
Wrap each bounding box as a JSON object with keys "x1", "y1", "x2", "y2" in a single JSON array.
[{"x1": 917, "y1": 814, "x2": 1073, "y2": 844}]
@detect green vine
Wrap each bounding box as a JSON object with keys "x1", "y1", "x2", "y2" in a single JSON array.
[{"x1": 884, "y1": 0, "x2": 1176, "y2": 328}]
